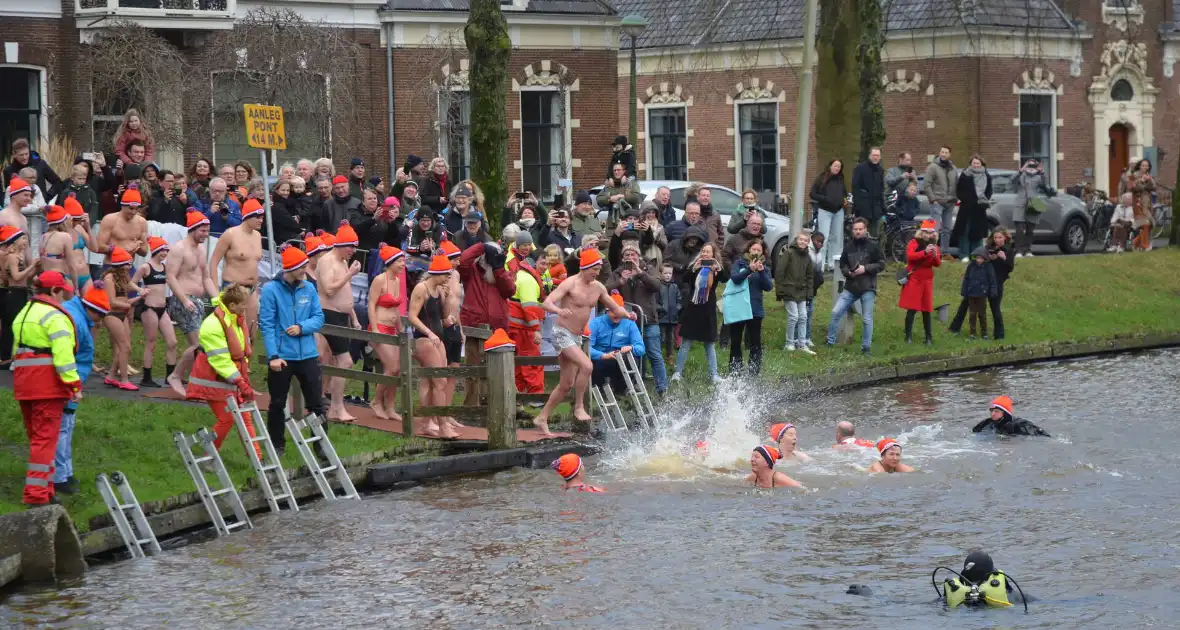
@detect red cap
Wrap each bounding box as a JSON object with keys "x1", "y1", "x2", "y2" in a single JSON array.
[
  {"x1": 37, "y1": 271, "x2": 74, "y2": 293},
  {"x1": 63, "y1": 197, "x2": 85, "y2": 218},
  {"x1": 281, "y1": 244, "x2": 309, "y2": 272},
  {"x1": 379, "y1": 243, "x2": 405, "y2": 266},
  {"x1": 121, "y1": 189, "x2": 142, "y2": 207},
  {"x1": 334, "y1": 221, "x2": 359, "y2": 247},
  {"x1": 6, "y1": 177, "x2": 32, "y2": 197},
  {"x1": 579, "y1": 248, "x2": 603, "y2": 270},
  {"x1": 876, "y1": 438, "x2": 901, "y2": 456},
  {"x1": 332, "y1": 175, "x2": 348, "y2": 186},
  {"x1": 241, "y1": 198, "x2": 265, "y2": 220},
  {"x1": 428, "y1": 254, "x2": 452, "y2": 275},
  {"x1": 440, "y1": 240, "x2": 461, "y2": 258},
  {"x1": 484, "y1": 328, "x2": 516, "y2": 351},
  {"x1": 82, "y1": 284, "x2": 111, "y2": 314},
  {"x1": 0, "y1": 226, "x2": 24, "y2": 246},
  {"x1": 186, "y1": 210, "x2": 210, "y2": 230},
  {"x1": 45, "y1": 205, "x2": 68, "y2": 226},
  {"x1": 109, "y1": 247, "x2": 133, "y2": 267},
  {"x1": 148, "y1": 237, "x2": 169, "y2": 255}
]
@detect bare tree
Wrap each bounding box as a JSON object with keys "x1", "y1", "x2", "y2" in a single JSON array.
[{"x1": 465, "y1": 0, "x2": 511, "y2": 232}]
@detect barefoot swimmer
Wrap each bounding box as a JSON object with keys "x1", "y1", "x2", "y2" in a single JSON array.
[
  {"x1": 552, "y1": 453, "x2": 605, "y2": 492},
  {"x1": 532, "y1": 248, "x2": 634, "y2": 436},
  {"x1": 769, "y1": 422, "x2": 811, "y2": 461},
  {"x1": 868, "y1": 438, "x2": 915, "y2": 473},
  {"x1": 746, "y1": 445, "x2": 805, "y2": 489}
]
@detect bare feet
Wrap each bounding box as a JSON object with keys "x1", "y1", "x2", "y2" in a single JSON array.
[
  {"x1": 532, "y1": 415, "x2": 555, "y2": 437},
  {"x1": 388, "y1": 410, "x2": 403, "y2": 423},
  {"x1": 418, "y1": 420, "x2": 442, "y2": 438},
  {"x1": 166, "y1": 373, "x2": 186, "y2": 397},
  {"x1": 440, "y1": 425, "x2": 461, "y2": 439},
  {"x1": 328, "y1": 406, "x2": 356, "y2": 423},
  {"x1": 371, "y1": 399, "x2": 390, "y2": 420},
  {"x1": 572, "y1": 407, "x2": 593, "y2": 423}
]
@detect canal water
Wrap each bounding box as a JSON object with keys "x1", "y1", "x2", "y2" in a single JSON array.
[{"x1": 4, "y1": 349, "x2": 1179, "y2": 629}]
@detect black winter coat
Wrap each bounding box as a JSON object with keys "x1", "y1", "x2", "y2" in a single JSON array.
[
  {"x1": 839, "y1": 236, "x2": 885, "y2": 295},
  {"x1": 851, "y1": 161, "x2": 885, "y2": 222},
  {"x1": 418, "y1": 174, "x2": 449, "y2": 215},
  {"x1": 270, "y1": 195, "x2": 304, "y2": 245},
  {"x1": 810, "y1": 172, "x2": 846, "y2": 214},
  {"x1": 960, "y1": 261, "x2": 998, "y2": 298},
  {"x1": 953, "y1": 171, "x2": 994, "y2": 244}
]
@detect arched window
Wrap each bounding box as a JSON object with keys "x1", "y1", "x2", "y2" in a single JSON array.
[{"x1": 1111, "y1": 79, "x2": 1134, "y2": 101}]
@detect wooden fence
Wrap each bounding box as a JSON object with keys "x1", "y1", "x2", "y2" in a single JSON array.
[{"x1": 294, "y1": 323, "x2": 584, "y2": 449}]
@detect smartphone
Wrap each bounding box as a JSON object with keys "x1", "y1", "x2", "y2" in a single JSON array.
[
  {"x1": 514, "y1": 191, "x2": 527, "y2": 200},
  {"x1": 554, "y1": 192, "x2": 565, "y2": 208},
  {"x1": 82, "y1": 152, "x2": 97, "y2": 162}
]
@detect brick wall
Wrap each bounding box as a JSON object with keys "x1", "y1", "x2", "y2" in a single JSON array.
[{"x1": 0, "y1": 12, "x2": 86, "y2": 153}]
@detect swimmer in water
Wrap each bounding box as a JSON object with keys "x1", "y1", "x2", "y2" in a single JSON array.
[
  {"x1": 745, "y1": 445, "x2": 804, "y2": 489},
  {"x1": 834, "y1": 420, "x2": 875, "y2": 449},
  {"x1": 972, "y1": 395, "x2": 1050, "y2": 437},
  {"x1": 867, "y1": 438, "x2": 915, "y2": 473},
  {"x1": 551, "y1": 453, "x2": 605, "y2": 492},
  {"x1": 769, "y1": 422, "x2": 812, "y2": 461}
]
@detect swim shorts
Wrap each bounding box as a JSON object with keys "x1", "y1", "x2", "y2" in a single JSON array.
[
  {"x1": 166, "y1": 295, "x2": 205, "y2": 334},
  {"x1": 552, "y1": 325, "x2": 582, "y2": 352},
  {"x1": 322, "y1": 309, "x2": 352, "y2": 355},
  {"x1": 443, "y1": 324, "x2": 463, "y2": 364}
]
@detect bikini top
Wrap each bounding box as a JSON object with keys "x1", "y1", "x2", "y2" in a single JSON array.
[
  {"x1": 374, "y1": 275, "x2": 403, "y2": 310},
  {"x1": 74, "y1": 234, "x2": 86, "y2": 251},
  {"x1": 144, "y1": 263, "x2": 167, "y2": 286}
]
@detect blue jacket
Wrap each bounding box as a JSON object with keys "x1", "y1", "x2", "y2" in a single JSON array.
[
  {"x1": 588, "y1": 313, "x2": 645, "y2": 360},
  {"x1": 729, "y1": 258, "x2": 774, "y2": 318},
  {"x1": 60, "y1": 297, "x2": 94, "y2": 383},
  {"x1": 260, "y1": 278, "x2": 325, "y2": 361},
  {"x1": 197, "y1": 198, "x2": 242, "y2": 234}
]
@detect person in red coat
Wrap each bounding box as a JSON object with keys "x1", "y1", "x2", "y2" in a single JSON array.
[
  {"x1": 897, "y1": 220, "x2": 941, "y2": 344},
  {"x1": 457, "y1": 240, "x2": 516, "y2": 405}
]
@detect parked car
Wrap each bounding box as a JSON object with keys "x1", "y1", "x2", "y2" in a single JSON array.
[
  {"x1": 915, "y1": 169, "x2": 1091, "y2": 254},
  {"x1": 589, "y1": 180, "x2": 794, "y2": 265}
]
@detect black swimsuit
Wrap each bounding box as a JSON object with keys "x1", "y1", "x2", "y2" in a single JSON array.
[
  {"x1": 143, "y1": 263, "x2": 168, "y2": 318},
  {"x1": 414, "y1": 291, "x2": 445, "y2": 339}
]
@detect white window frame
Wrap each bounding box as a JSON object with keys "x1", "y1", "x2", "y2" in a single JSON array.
[
  {"x1": 517, "y1": 86, "x2": 571, "y2": 203},
  {"x1": 437, "y1": 87, "x2": 471, "y2": 183},
  {"x1": 645, "y1": 104, "x2": 689, "y2": 182},
  {"x1": 1, "y1": 64, "x2": 50, "y2": 151},
  {"x1": 732, "y1": 99, "x2": 781, "y2": 194},
  {"x1": 1016, "y1": 89, "x2": 1057, "y2": 188},
  {"x1": 209, "y1": 68, "x2": 332, "y2": 167}
]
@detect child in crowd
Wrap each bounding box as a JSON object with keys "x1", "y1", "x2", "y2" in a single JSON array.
[
  {"x1": 1108, "y1": 191, "x2": 1135, "y2": 253},
  {"x1": 657, "y1": 262, "x2": 680, "y2": 361},
  {"x1": 775, "y1": 231, "x2": 816, "y2": 354},
  {"x1": 805, "y1": 231, "x2": 826, "y2": 346},
  {"x1": 897, "y1": 181, "x2": 920, "y2": 221},
  {"x1": 960, "y1": 246, "x2": 998, "y2": 339}
]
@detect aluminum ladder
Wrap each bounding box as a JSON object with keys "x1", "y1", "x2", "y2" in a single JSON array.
[
  {"x1": 174, "y1": 428, "x2": 252, "y2": 537},
  {"x1": 95, "y1": 472, "x2": 161, "y2": 559},
  {"x1": 616, "y1": 351, "x2": 657, "y2": 430},
  {"x1": 590, "y1": 384, "x2": 629, "y2": 432},
  {"x1": 226, "y1": 397, "x2": 299, "y2": 514},
  {"x1": 286, "y1": 413, "x2": 360, "y2": 502}
]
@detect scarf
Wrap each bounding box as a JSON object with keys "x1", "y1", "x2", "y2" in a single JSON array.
[
  {"x1": 965, "y1": 165, "x2": 987, "y2": 200},
  {"x1": 691, "y1": 266, "x2": 714, "y2": 305}
]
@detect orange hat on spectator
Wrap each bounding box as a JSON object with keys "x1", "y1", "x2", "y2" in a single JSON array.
[
  {"x1": 82, "y1": 283, "x2": 111, "y2": 314},
  {"x1": 45, "y1": 205, "x2": 68, "y2": 226},
  {"x1": 148, "y1": 237, "x2": 169, "y2": 256},
  {"x1": 109, "y1": 246, "x2": 133, "y2": 267},
  {"x1": 919, "y1": 219, "x2": 937, "y2": 231},
  {"x1": 427, "y1": 254, "x2": 452, "y2": 275},
  {"x1": 484, "y1": 328, "x2": 515, "y2": 351},
  {"x1": 769, "y1": 422, "x2": 795, "y2": 443},
  {"x1": 0, "y1": 225, "x2": 24, "y2": 245},
  {"x1": 334, "y1": 221, "x2": 359, "y2": 247},
  {"x1": 186, "y1": 210, "x2": 210, "y2": 230},
  {"x1": 121, "y1": 188, "x2": 142, "y2": 207},
  {"x1": 579, "y1": 248, "x2": 603, "y2": 270},
  {"x1": 990, "y1": 395, "x2": 1014, "y2": 417},
  {"x1": 6, "y1": 177, "x2": 32, "y2": 197},
  {"x1": 242, "y1": 198, "x2": 265, "y2": 220},
  {"x1": 332, "y1": 175, "x2": 348, "y2": 186},
  {"x1": 551, "y1": 453, "x2": 583, "y2": 480},
  {"x1": 753, "y1": 445, "x2": 781, "y2": 468},
  {"x1": 440, "y1": 239, "x2": 461, "y2": 258},
  {"x1": 64, "y1": 197, "x2": 85, "y2": 219},
  {"x1": 281, "y1": 244, "x2": 309, "y2": 272},
  {"x1": 876, "y1": 438, "x2": 901, "y2": 456},
  {"x1": 379, "y1": 243, "x2": 405, "y2": 266}
]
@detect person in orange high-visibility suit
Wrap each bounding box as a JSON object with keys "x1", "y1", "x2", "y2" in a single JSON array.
[
  {"x1": 184, "y1": 283, "x2": 262, "y2": 458},
  {"x1": 506, "y1": 232, "x2": 545, "y2": 395},
  {"x1": 11, "y1": 270, "x2": 83, "y2": 506}
]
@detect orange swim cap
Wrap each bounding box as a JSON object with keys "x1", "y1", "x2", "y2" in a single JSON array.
[
  {"x1": 769, "y1": 422, "x2": 795, "y2": 442},
  {"x1": 876, "y1": 438, "x2": 901, "y2": 456},
  {"x1": 753, "y1": 445, "x2": 781, "y2": 468},
  {"x1": 551, "y1": 453, "x2": 583, "y2": 480},
  {"x1": 990, "y1": 395, "x2": 1014, "y2": 416}
]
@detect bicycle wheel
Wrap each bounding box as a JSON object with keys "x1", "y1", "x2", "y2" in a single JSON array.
[
  {"x1": 1151, "y1": 205, "x2": 1171, "y2": 240},
  {"x1": 890, "y1": 227, "x2": 916, "y2": 262}
]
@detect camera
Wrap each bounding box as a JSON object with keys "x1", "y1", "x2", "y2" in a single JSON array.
[
  {"x1": 514, "y1": 191, "x2": 527, "y2": 200},
  {"x1": 82, "y1": 152, "x2": 97, "y2": 162}
]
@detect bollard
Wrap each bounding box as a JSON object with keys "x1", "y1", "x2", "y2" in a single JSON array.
[{"x1": 485, "y1": 346, "x2": 518, "y2": 450}]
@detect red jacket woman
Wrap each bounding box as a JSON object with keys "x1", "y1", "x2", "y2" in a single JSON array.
[{"x1": 897, "y1": 222, "x2": 941, "y2": 343}]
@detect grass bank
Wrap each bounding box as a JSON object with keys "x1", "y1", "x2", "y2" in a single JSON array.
[{"x1": 0, "y1": 396, "x2": 421, "y2": 528}]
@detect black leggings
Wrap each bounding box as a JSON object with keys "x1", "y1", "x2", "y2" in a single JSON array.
[
  {"x1": 1, "y1": 287, "x2": 28, "y2": 362},
  {"x1": 729, "y1": 317, "x2": 763, "y2": 375},
  {"x1": 266, "y1": 357, "x2": 326, "y2": 449},
  {"x1": 904, "y1": 310, "x2": 932, "y2": 338}
]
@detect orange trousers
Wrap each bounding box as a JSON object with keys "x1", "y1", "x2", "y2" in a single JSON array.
[
  {"x1": 1133, "y1": 224, "x2": 1152, "y2": 250},
  {"x1": 208, "y1": 398, "x2": 262, "y2": 458},
  {"x1": 510, "y1": 326, "x2": 544, "y2": 394},
  {"x1": 20, "y1": 399, "x2": 65, "y2": 505}
]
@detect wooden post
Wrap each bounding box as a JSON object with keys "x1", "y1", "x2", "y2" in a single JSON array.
[
  {"x1": 485, "y1": 345, "x2": 517, "y2": 450},
  {"x1": 400, "y1": 325, "x2": 414, "y2": 436}
]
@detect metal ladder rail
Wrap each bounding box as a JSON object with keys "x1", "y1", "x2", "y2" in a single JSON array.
[
  {"x1": 227, "y1": 397, "x2": 299, "y2": 514},
  {"x1": 590, "y1": 385, "x2": 628, "y2": 432},
  {"x1": 96, "y1": 472, "x2": 161, "y2": 558},
  {"x1": 174, "y1": 429, "x2": 252, "y2": 537},
  {"x1": 616, "y1": 351, "x2": 657, "y2": 430},
  {"x1": 286, "y1": 413, "x2": 360, "y2": 502}
]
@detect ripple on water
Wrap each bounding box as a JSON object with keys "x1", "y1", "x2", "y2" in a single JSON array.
[{"x1": 3, "y1": 349, "x2": 1180, "y2": 628}]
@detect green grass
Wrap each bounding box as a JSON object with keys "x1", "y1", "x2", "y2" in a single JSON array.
[{"x1": 0, "y1": 396, "x2": 420, "y2": 529}]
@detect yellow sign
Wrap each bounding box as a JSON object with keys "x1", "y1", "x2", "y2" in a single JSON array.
[{"x1": 243, "y1": 104, "x2": 287, "y2": 150}]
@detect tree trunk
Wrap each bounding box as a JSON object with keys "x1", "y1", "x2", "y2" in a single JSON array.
[
  {"x1": 856, "y1": 0, "x2": 886, "y2": 162},
  {"x1": 465, "y1": 0, "x2": 511, "y2": 234},
  {"x1": 815, "y1": 0, "x2": 861, "y2": 170},
  {"x1": 1172, "y1": 154, "x2": 1180, "y2": 245}
]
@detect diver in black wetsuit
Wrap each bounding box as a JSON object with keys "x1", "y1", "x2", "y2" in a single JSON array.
[
  {"x1": 952, "y1": 550, "x2": 1035, "y2": 606},
  {"x1": 847, "y1": 550, "x2": 1035, "y2": 607},
  {"x1": 972, "y1": 395, "x2": 1050, "y2": 437}
]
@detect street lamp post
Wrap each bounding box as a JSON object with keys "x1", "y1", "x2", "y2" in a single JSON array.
[{"x1": 621, "y1": 15, "x2": 648, "y2": 148}]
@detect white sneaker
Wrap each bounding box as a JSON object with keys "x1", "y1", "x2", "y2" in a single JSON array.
[
  {"x1": 799, "y1": 346, "x2": 817, "y2": 356},
  {"x1": 670, "y1": 372, "x2": 682, "y2": 382},
  {"x1": 1116, "y1": 246, "x2": 1124, "y2": 253},
  {"x1": 960, "y1": 258, "x2": 969, "y2": 263},
  {"x1": 805, "y1": 340, "x2": 815, "y2": 348},
  {"x1": 1015, "y1": 252, "x2": 1025, "y2": 258},
  {"x1": 711, "y1": 375, "x2": 724, "y2": 384},
  {"x1": 785, "y1": 344, "x2": 797, "y2": 351},
  {"x1": 1024, "y1": 252, "x2": 1035, "y2": 257}
]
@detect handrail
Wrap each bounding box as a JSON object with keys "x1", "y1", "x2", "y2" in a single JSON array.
[{"x1": 318, "y1": 321, "x2": 492, "y2": 345}]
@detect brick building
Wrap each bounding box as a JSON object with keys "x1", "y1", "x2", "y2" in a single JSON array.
[
  {"x1": 0, "y1": 0, "x2": 621, "y2": 205},
  {"x1": 611, "y1": 0, "x2": 1180, "y2": 198}
]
